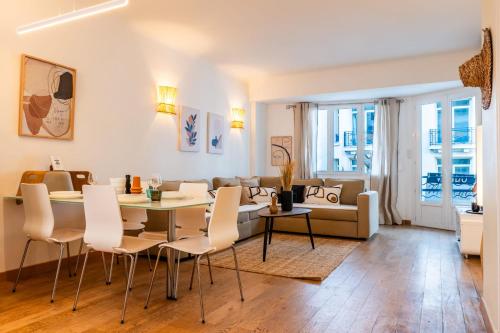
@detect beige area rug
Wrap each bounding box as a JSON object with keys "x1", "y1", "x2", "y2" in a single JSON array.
[{"x1": 202, "y1": 233, "x2": 360, "y2": 281}]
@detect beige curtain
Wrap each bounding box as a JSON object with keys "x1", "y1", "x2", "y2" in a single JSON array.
[
  {"x1": 370, "y1": 99, "x2": 402, "y2": 225},
  {"x1": 293, "y1": 103, "x2": 318, "y2": 179}
]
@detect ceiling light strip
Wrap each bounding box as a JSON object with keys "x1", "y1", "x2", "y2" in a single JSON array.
[{"x1": 17, "y1": 0, "x2": 129, "y2": 35}]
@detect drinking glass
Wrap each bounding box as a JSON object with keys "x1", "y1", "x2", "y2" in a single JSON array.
[{"x1": 88, "y1": 173, "x2": 98, "y2": 185}]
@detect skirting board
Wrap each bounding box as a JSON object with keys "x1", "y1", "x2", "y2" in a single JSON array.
[
  {"x1": 481, "y1": 296, "x2": 497, "y2": 333},
  {"x1": 0, "y1": 252, "x2": 100, "y2": 282}
]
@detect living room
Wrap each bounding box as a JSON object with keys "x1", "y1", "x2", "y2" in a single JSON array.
[{"x1": 0, "y1": 0, "x2": 499, "y2": 332}]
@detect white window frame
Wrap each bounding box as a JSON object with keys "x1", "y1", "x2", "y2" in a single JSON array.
[{"x1": 317, "y1": 103, "x2": 373, "y2": 179}]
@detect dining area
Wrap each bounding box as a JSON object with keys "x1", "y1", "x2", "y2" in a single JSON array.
[{"x1": 3, "y1": 170, "x2": 245, "y2": 326}]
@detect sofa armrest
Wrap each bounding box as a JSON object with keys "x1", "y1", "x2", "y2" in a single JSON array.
[{"x1": 357, "y1": 191, "x2": 379, "y2": 239}]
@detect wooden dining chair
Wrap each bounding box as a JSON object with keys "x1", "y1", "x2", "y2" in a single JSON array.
[
  {"x1": 144, "y1": 186, "x2": 244, "y2": 323},
  {"x1": 16, "y1": 171, "x2": 47, "y2": 195}
]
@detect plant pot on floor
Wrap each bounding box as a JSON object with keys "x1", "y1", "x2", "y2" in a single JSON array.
[{"x1": 281, "y1": 191, "x2": 293, "y2": 211}]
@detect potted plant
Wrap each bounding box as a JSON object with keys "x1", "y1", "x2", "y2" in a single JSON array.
[{"x1": 279, "y1": 160, "x2": 295, "y2": 211}]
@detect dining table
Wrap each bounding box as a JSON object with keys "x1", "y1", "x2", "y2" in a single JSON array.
[{"x1": 4, "y1": 194, "x2": 213, "y2": 300}]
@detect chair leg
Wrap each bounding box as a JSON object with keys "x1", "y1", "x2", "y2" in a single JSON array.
[
  {"x1": 123, "y1": 255, "x2": 129, "y2": 281},
  {"x1": 12, "y1": 239, "x2": 31, "y2": 292},
  {"x1": 66, "y1": 242, "x2": 72, "y2": 278},
  {"x1": 73, "y1": 239, "x2": 84, "y2": 277},
  {"x1": 146, "y1": 249, "x2": 153, "y2": 272},
  {"x1": 196, "y1": 255, "x2": 206, "y2": 323},
  {"x1": 144, "y1": 246, "x2": 167, "y2": 309},
  {"x1": 189, "y1": 258, "x2": 196, "y2": 291},
  {"x1": 101, "y1": 252, "x2": 109, "y2": 284},
  {"x1": 129, "y1": 253, "x2": 139, "y2": 291},
  {"x1": 107, "y1": 253, "x2": 115, "y2": 285},
  {"x1": 231, "y1": 246, "x2": 244, "y2": 302},
  {"x1": 50, "y1": 243, "x2": 65, "y2": 303},
  {"x1": 206, "y1": 254, "x2": 214, "y2": 285},
  {"x1": 73, "y1": 251, "x2": 90, "y2": 311},
  {"x1": 174, "y1": 250, "x2": 181, "y2": 297},
  {"x1": 121, "y1": 254, "x2": 136, "y2": 324}
]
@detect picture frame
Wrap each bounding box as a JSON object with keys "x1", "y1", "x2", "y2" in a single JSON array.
[
  {"x1": 179, "y1": 106, "x2": 202, "y2": 152},
  {"x1": 18, "y1": 54, "x2": 76, "y2": 140},
  {"x1": 271, "y1": 136, "x2": 293, "y2": 166},
  {"x1": 207, "y1": 112, "x2": 225, "y2": 154}
]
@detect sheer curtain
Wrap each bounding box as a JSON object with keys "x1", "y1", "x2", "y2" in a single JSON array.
[
  {"x1": 370, "y1": 99, "x2": 402, "y2": 225},
  {"x1": 294, "y1": 103, "x2": 318, "y2": 179}
]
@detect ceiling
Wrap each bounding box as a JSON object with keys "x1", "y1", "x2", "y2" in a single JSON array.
[{"x1": 12, "y1": 0, "x2": 481, "y2": 81}]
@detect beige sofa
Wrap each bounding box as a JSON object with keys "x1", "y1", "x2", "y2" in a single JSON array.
[{"x1": 145, "y1": 177, "x2": 379, "y2": 241}]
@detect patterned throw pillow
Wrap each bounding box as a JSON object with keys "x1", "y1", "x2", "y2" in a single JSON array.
[
  {"x1": 241, "y1": 186, "x2": 277, "y2": 204},
  {"x1": 304, "y1": 185, "x2": 342, "y2": 205}
]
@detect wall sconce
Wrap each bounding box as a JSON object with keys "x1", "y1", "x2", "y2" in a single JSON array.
[
  {"x1": 157, "y1": 86, "x2": 177, "y2": 114},
  {"x1": 231, "y1": 107, "x2": 245, "y2": 129}
]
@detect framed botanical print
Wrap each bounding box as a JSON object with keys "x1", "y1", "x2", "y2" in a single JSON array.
[
  {"x1": 179, "y1": 106, "x2": 202, "y2": 152},
  {"x1": 18, "y1": 54, "x2": 76, "y2": 140},
  {"x1": 207, "y1": 112, "x2": 224, "y2": 154}
]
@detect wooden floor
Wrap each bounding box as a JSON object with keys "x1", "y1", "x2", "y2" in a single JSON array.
[{"x1": 0, "y1": 226, "x2": 488, "y2": 333}]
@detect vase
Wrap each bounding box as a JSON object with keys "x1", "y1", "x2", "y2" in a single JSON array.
[
  {"x1": 281, "y1": 190, "x2": 293, "y2": 211},
  {"x1": 269, "y1": 196, "x2": 279, "y2": 214}
]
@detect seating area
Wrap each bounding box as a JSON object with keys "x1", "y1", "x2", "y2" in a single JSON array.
[{"x1": 0, "y1": 1, "x2": 499, "y2": 332}]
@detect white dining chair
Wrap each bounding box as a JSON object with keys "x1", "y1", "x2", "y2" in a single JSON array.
[
  {"x1": 144, "y1": 186, "x2": 244, "y2": 323},
  {"x1": 13, "y1": 183, "x2": 84, "y2": 303},
  {"x1": 138, "y1": 182, "x2": 213, "y2": 281},
  {"x1": 73, "y1": 185, "x2": 164, "y2": 324}
]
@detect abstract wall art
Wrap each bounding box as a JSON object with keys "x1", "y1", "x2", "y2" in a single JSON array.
[
  {"x1": 179, "y1": 106, "x2": 202, "y2": 152},
  {"x1": 207, "y1": 112, "x2": 224, "y2": 154},
  {"x1": 18, "y1": 55, "x2": 76, "y2": 140},
  {"x1": 271, "y1": 136, "x2": 293, "y2": 166}
]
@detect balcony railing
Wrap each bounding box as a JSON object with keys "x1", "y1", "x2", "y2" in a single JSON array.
[
  {"x1": 343, "y1": 131, "x2": 373, "y2": 147},
  {"x1": 421, "y1": 172, "x2": 476, "y2": 202},
  {"x1": 429, "y1": 127, "x2": 475, "y2": 146}
]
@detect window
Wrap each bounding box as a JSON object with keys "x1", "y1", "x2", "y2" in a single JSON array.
[
  {"x1": 452, "y1": 158, "x2": 471, "y2": 174},
  {"x1": 317, "y1": 103, "x2": 374, "y2": 175}
]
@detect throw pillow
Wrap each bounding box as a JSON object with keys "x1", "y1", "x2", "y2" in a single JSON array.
[
  {"x1": 237, "y1": 176, "x2": 260, "y2": 187},
  {"x1": 304, "y1": 185, "x2": 342, "y2": 205},
  {"x1": 291, "y1": 185, "x2": 306, "y2": 203},
  {"x1": 241, "y1": 186, "x2": 277, "y2": 204}
]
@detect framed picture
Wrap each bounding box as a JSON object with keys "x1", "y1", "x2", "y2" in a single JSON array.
[
  {"x1": 207, "y1": 113, "x2": 224, "y2": 154},
  {"x1": 179, "y1": 106, "x2": 202, "y2": 152},
  {"x1": 18, "y1": 54, "x2": 76, "y2": 140},
  {"x1": 271, "y1": 136, "x2": 293, "y2": 166}
]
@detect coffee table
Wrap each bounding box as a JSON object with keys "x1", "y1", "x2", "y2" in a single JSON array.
[{"x1": 258, "y1": 207, "x2": 314, "y2": 261}]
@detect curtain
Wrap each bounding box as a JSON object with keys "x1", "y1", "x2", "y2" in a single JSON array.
[
  {"x1": 370, "y1": 99, "x2": 402, "y2": 225},
  {"x1": 293, "y1": 103, "x2": 318, "y2": 179}
]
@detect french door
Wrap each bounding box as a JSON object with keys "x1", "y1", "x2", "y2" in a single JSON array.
[{"x1": 415, "y1": 89, "x2": 480, "y2": 230}]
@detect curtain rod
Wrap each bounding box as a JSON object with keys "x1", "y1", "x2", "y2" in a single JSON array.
[{"x1": 286, "y1": 98, "x2": 405, "y2": 109}]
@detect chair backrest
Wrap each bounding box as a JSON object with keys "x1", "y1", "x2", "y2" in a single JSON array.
[
  {"x1": 43, "y1": 171, "x2": 74, "y2": 192},
  {"x1": 176, "y1": 182, "x2": 209, "y2": 230},
  {"x1": 82, "y1": 185, "x2": 123, "y2": 252},
  {"x1": 20, "y1": 183, "x2": 55, "y2": 241},
  {"x1": 17, "y1": 171, "x2": 47, "y2": 195},
  {"x1": 69, "y1": 171, "x2": 90, "y2": 191},
  {"x1": 207, "y1": 186, "x2": 241, "y2": 251},
  {"x1": 179, "y1": 182, "x2": 208, "y2": 198}
]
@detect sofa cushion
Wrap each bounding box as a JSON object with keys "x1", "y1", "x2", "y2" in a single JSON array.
[
  {"x1": 212, "y1": 177, "x2": 241, "y2": 189},
  {"x1": 294, "y1": 178, "x2": 324, "y2": 187},
  {"x1": 323, "y1": 179, "x2": 365, "y2": 205},
  {"x1": 291, "y1": 185, "x2": 306, "y2": 203},
  {"x1": 237, "y1": 176, "x2": 260, "y2": 187},
  {"x1": 260, "y1": 176, "x2": 281, "y2": 189},
  {"x1": 247, "y1": 186, "x2": 277, "y2": 203},
  {"x1": 294, "y1": 203, "x2": 358, "y2": 222}
]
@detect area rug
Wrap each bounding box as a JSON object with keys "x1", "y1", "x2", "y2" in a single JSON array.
[{"x1": 201, "y1": 233, "x2": 360, "y2": 281}]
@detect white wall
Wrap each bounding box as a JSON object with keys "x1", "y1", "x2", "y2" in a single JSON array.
[
  {"x1": 264, "y1": 104, "x2": 294, "y2": 176},
  {"x1": 249, "y1": 49, "x2": 477, "y2": 102},
  {"x1": 481, "y1": 0, "x2": 500, "y2": 330},
  {"x1": 0, "y1": 3, "x2": 250, "y2": 273}
]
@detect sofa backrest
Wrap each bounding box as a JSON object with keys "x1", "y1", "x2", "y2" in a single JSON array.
[
  {"x1": 158, "y1": 179, "x2": 213, "y2": 191},
  {"x1": 259, "y1": 177, "x2": 324, "y2": 191},
  {"x1": 324, "y1": 178, "x2": 365, "y2": 205},
  {"x1": 212, "y1": 177, "x2": 241, "y2": 189}
]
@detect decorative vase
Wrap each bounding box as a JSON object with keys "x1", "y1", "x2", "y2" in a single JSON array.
[
  {"x1": 269, "y1": 196, "x2": 279, "y2": 214},
  {"x1": 150, "y1": 189, "x2": 162, "y2": 201},
  {"x1": 131, "y1": 176, "x2": 142, "y2": 194},
  {"x1": 281, "y1": 190, "x2": 293, "y2": 211}
]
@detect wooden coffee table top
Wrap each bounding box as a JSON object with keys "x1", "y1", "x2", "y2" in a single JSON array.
[{"x1": 258, "y1": 207, "x2": 311, "y2": 218}]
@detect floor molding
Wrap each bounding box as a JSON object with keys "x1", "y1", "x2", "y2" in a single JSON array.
[{"x1": 481, "y1": 296, "x2": 498, "y2": 333}]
